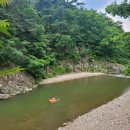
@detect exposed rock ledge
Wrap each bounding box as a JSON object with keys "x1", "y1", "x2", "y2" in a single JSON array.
[
  {"x1": 58, "y1": 90, "x2": 130, "y2": 130},
  {"x1": 0, "y1": 72, "x2": 37, "y2": 99}
]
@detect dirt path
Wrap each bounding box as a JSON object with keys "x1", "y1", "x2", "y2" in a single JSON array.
[
  {"x1": 39, "y1": 72, "x2": 104, "y2": 85},
  {"x1": 58, "y1": 90, "x2": 130, "y2": 130}
]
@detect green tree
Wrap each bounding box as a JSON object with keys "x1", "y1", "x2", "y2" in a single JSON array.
[
  {"x1": 0, "y1": 0, "x2": 129, "y2": 80},
  {"x1": 106, "y1": 0, "x2": 130, "y2": 18},
  {"x1": 0, "y1": 0, "x2": 25, "y2": 77},
  {"x1": 0, "y1": 0, "x2": 11, "y2": 36}
]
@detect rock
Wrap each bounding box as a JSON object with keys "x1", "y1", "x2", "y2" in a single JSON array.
[
  {"x1": 0, "y1": 71, "x2": 36, "y2": 99},
  {"x1": 63, "y1": 123, "x2": 68, "y2": 126},
  {"x1": 0, "y1": 84, "x2": 3, "y2": 90},
  {"x1": 107, "y1": 64, "x2": 124, "y2": 74},
  {"x1": 24, "y1": 87, "x2": 32, "y2": 92},
  {"x1": 0, "y1": 94, "x2": 10, "y2": 99}
]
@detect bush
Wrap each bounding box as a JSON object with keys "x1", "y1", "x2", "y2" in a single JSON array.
[
  {"x1": 26, "y1": 56, "x2": 45, "y2": 81},
  {"x1": 64, "y1": 66, "x2": 72, "y2": 73},
  {"x1": 116, "y1": 58, "x2": 128, "y2": 65},
  {"x1": 79, "y1": 47, "x2": 90, "y2": 57},
  {"x1": 124, "y1": 65, "x2": 130, "y2": 76},
  {"x1": 53, "y1": 65, "x2": 66, "y2": 75}
]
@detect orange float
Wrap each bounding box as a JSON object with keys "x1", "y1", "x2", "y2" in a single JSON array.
[{"x1": 48, "y1": 97, "x2": 58, "y2": 103}]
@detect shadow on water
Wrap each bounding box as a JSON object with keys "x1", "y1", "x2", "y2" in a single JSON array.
[{"x1": 0, "y1": 75, "x2": 130, "y2": 130}]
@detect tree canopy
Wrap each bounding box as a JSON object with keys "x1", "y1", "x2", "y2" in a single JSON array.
[
  {"x1": 106, "y1": 0, "x2": 130, "y2": 18},
  {"x1": 0, "y1": 0, "x2": 130, "y2": 80}
]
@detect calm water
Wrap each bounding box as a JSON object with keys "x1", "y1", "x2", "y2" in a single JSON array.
[{"x1": 0, "y1": 75, "x2": 130, "y2": 130}]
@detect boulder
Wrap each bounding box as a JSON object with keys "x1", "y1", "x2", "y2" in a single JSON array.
[
  {"x1": 0, "y1": 84, "x2": 3, "y2": 89},
  {"x1": 0, "y1": 94, "x2": 10, "y2": 99},
  {"x1": 24, "y1": 87, "x2": 32, "y2": 92}
]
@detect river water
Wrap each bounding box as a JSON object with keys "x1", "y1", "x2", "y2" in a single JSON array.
[{"x1": 0, "y1": 75, "x2": 130, "y2": 130}]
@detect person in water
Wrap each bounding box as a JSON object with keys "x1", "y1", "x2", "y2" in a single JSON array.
[{"x1": 49, "y1": 97, "x2": 58, "y2": 103}]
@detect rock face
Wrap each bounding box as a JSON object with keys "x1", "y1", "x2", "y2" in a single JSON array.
[
  {"x1": 60, "y1": 59, "x2": 124, "y2": 74},
  {"x1": 0, "y1": 72, "x2": 37, "y2": 99},
  {"x1": 107, "y1": 64, "x2": 124, "y2": 74},
  {"x1": 0, "y1": 60, "x2": 125, "y2": 99}
]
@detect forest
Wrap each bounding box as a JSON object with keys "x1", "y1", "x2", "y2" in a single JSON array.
[{"x1": 0, "y1": 0, "x2": 130, "y2": 81}]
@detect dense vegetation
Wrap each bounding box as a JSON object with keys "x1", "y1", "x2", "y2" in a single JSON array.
[
  {"x1": 106, "y1": 0, "x2": 130, "y2": 18},
  {"x1": 0, "y1": 0, "x2": 130, "y2": 81},
  {"x1": 106, "y1": 0, "x2": 130, "y2": 75}
]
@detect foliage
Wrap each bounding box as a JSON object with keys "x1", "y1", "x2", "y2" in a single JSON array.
[
  {"x1": 0, "y1": 0, "x2": 25, "y2": 77},
  {"x1": 0, "y1": 0, "x2": 11, "y2": 6},
  {"x1": 0, "y1": 0, "x2": 11, "y2": 42},
  {"x1": 124, "y1": 65, "x2": 130, "y2": 76},
  {"x1": 0, "y1": 20, "x2": 11, "y2": 36},
  {"x1": 53, "y1": 65, "x2": 66, "y2": 75},
  {"x1": 106, "y1": 0, "x2": 130, "y2": 18},
  {"x1": 0, "y1": 0, "x2": 130, "y2": 80},
  {"x1": 0, "y1": 66, "x2": 24, "y2": 76}
]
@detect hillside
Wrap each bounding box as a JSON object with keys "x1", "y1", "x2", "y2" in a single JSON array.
[{"x1": 0, "y1": 0, "x2": 130, "y2": 96}]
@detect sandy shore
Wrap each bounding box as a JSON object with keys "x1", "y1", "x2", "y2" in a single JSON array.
[
  {"x1": 58, "y1": 90, "x2": 130, "y2": 130},
  {"x1": 39, "y1": 72, "x2": 104, "y2": 85}
]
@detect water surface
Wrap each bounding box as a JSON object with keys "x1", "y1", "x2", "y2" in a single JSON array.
[{"x1": 0, "y1": 75, "x2": 130, "y2": 130}]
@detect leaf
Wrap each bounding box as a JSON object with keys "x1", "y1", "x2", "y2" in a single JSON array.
[
  {"x1": 0, "y1": 66, "x2": 25, "y2": 76},
  {"x1": 0, "y1": 0, "x2": 11, "y2": 7},
  {"x1": 0, "y1": 42, "x2": 3, "y2": 48},
  {"x1": 0, "y1": 20, "x2": 11, "y2": 36}
]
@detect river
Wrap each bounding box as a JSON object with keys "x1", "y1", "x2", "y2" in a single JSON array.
[{"x1": 0, "y1": 75, "x2": 130, "y2": 130}]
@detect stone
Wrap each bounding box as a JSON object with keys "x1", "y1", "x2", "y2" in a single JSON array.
[
  {"x1": 0, "y1": 84, "x2": 3, "y2": 89},
  {"x1": 63, "y1": 123, "x2": 68, "y2": 126},
  {"x1": 0, "y1": 94, "x2": 10, "y2": 99},
  {"x1": 24, "y1": 87, "x2": 32, "y2": 92}
]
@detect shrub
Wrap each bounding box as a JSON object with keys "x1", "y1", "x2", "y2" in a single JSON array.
[
  {"x1": 124, "y1": 65, "x2": 130, "y2": 76},
  {"x1": 53, "y1": 65, "x2": 65, "y2": 75},
  {"x1": 25, "y1": 55, "x2": 47, "y2": 81}
]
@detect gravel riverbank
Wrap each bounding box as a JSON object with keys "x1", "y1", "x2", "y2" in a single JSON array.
[{"x1": 58, "y1": 90, "x2": 130, "y2": 130}]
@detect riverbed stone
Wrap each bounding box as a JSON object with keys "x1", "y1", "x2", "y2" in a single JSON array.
[
  {"x1": 24, "y1": 87, "x2": 32, "y2": 93},
  {"x1": 0, "y1": 84, "x2": 3, "y2": 90},
  {"x1": 0, "y1": 94, "x2": 10, "y2": 99}
]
